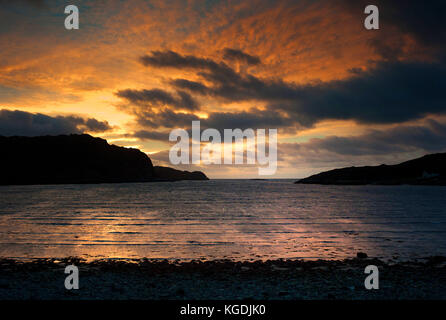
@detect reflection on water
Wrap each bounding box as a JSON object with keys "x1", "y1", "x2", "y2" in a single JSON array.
[{"x1": 0, "y1": 180, "x2": 445, "y2": 261}]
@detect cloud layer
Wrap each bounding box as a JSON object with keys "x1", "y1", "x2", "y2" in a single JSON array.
[
  {"x1": 0, "y1": 109, "x2": 112, "y2": 137},
  {"x1": 119, "y1": 49, "x2": 446, "y2": 130},
  {"x1": 1, "y1": 0, "x2": 446, "y2": 177}
]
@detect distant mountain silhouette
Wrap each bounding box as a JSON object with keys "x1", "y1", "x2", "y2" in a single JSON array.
[
  {"x1": 154, "y1": 166, "x2": 209, "y2": 181},
  {"x1": 295, "y1": 153, "x2": 446, "y2": 185},
  {"x1": 0, "y1": 134, "x2": 208, "y2": 185}
]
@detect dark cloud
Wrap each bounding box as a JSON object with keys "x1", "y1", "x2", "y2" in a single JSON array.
[
  {"x1": 176, "y1": 90, "x2": 199, "y2": 111},
  {"x1": 0, "y1": 109, "x2": 112, "y2": 137},
  {"x1": 128, "y1": 1, "x2": 446, "y2": 138},
  {"x1": 272, "y1": 60, "x2": 446, "y2": 125},
  {"x1": 140, "y1": 51, "x2": 296, "y2": 102},
  {"x1": 127, "y1": 107, "x2": 292, "y2": 142},
  {"x1": 137, "y1": 50, "x2": 446, "y2": 127},
  {"x1": 222, "y1": 48, "x2": 261, "y2": 65},
  {"x1": 0, "y1": 0, "x2": 46, "y2": 8},
  {"x1": 139, "y1": 51, "x2": 249, "y2": 95},
  {"x1": 375, "y1": 0, "x2": 445, "y2": 48},
  {"x1": 204, "y1": 108, "x2": 292, "y2": 131},
  {"x1": 298, "y1": 119, "x2": 446, "y2": 156},
  {"x1": 133, "y1": 130, "x2": 169, "y2": 141},
  {"x1": 84, "y1": 118, "x2": 113, "y2": 132},
  {"x1": 132, "y1": 108, "x2": 198, "y2": 129},
  {"x1": 341, "y1": 0, "x2": 446, "y2": 60},
  {"x1": 116, "y1": 88, "x2": 199, "y2": 111},
  {"x1": 170, "y1": 79, "x2": 210, "y2": 95},
  {"x1": 140, "y1": 50, "x2": 231, "y2": 75}
]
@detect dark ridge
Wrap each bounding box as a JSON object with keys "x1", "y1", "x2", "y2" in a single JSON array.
[
  {"x1": 154, "y1": 165, "x2": 209, "y2": 181},
  {"x1": 295, "y1": 153, "x2": 446, "y2": 185},
  {"x1": 0, "y1": 134, "x2": 208, "y2": 185}
]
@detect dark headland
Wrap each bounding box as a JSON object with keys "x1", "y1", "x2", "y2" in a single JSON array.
[
  {"x1": 296, "y1": 153, "x2": 446, "y2": 185},
  {"x1": 0, "y1": 134, "x2": 208, "y2": 185}
]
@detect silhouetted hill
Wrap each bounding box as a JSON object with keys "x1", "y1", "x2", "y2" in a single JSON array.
[
  {"x1": 0, "y1": 134, "x2": 208, "y2": 185},
  {"x1": 154, "y1": 166, "x2": 209, "y2": 181},
  {"x1": 295, "y1": 153, "x2": 446, "y2": 185}
]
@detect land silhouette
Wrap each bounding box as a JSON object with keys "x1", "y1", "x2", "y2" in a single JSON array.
[
  {"x1": 296, "y1": 153, "x2": 446, "y2": 185},
  {"x1": 0, "y1": 134, "x2": 208, "y2": 185}
]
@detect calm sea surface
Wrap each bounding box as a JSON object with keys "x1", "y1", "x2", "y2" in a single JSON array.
[{"x1": 0, "y1": 180, "x2": 445, "y2": 261}]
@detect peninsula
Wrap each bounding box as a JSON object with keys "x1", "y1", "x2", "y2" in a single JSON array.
[
  {"x1": 296, "y1": 153, "x2": 446, "y2": 185},
  {"x1": 0, "y1": 134, "x2": 208, "y2": 185}
]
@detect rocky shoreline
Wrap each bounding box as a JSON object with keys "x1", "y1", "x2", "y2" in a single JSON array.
[{"x1": 1, "y1": 256, "x2": 445, "y2": 300}]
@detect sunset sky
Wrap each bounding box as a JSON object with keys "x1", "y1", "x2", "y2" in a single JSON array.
[{"x1": 1, "y1": 0, "x2": 446, "y2": 178}]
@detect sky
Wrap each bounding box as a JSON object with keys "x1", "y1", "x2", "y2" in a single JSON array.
[{"x1": 1, "y1": 0, "x2": 446, "y2": 178}]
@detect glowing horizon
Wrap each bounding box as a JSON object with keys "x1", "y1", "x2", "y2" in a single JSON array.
[{"x1": 1, "y1": 0, "x2": 446, "y2": 178}]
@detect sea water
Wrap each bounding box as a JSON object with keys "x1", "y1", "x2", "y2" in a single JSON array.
[{"x1": 0, "y1": 180, "x2": 445, "y2": 261}]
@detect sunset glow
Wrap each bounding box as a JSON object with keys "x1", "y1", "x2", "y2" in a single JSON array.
[{"x1": 1, "y1": 0, "x2": 445, "y2": 178}]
